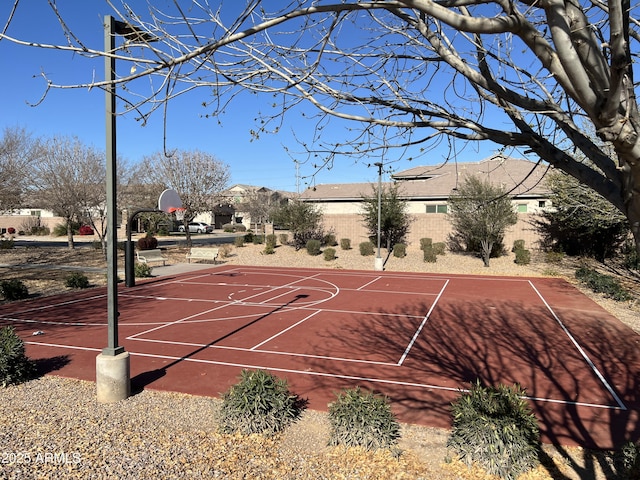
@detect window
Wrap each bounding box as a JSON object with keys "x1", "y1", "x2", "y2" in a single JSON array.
[
  {"x1": 517, "y1": 204, "x2": 528, "y2": 213},
  {"x1": 538, "y1": 200, "x2": 546, "y2": 208},
  {"x1": 426, "y1": 204, "x2": 448, "y2": 213},
  {"x1": 30, "y1": 210, "x2": 41, "y2": 217}
]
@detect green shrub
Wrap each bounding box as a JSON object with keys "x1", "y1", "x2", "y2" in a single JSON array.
[
  {"x1": 0, "y1": 326, "x2": 36, "y2": 387},
  {"x1": 252, "y1": 234, "x2": 264, "y2": 245},
  {"x1": 420, "y1": 238, "x2": 433, "y2": 251},
  {"x1": 544, "y1": 251, "x2": 565, "y2": 264},
  {"x1": 340, "y1": 238, "x2": 351, "y2": 250},
  {"x1": 447, "y1": 381, "x2": 540, "y2": 480},
  {"x1": 423, "y1": 247, "x2": 437, "y2": 263},
  {"x1": 323, "y1": 247, "x2": 336, "y2": 261},
  {"x1": 433, "y1": 242, "x2": 446, "y2": 255},
  {"x1": 323, "y1": 233, "x2": 337, "y2": 246},
  {"x1": 393, "y1": 244, "x2": 406, "y2": 258},
  {"x1": 134, "y1": 262, "x2": 153, "y2": 278},
  {"x1": 217, "y1": 369, "x2": 306, "y2": 436},
  {"x1": 234, "y1": 236, "x2": 245, "y2": 247},
  {"x1": 0, "y1": 279, "x2": 29, "y2": 301},
  {"x1": 359, "y1": 241, "x2": 375, "y2": 256},
  {"x1": 263, "y1": 244, "x2": 275, "y2": 255},
  {"x1": 328, "y1": 387, "x2": 401, "y2": 451},
  {"x1": 266, "y1": 234, "x2": 277, "y2": 248},
  {"x1": 278, "y1": 233, "x2": 289, "y2": 245},
  {"x1": 222, "y1": 223, "x2": 234, "y2": 232},
  {"x1": 514, "y1": 249, "x2": 531, "y2": 265},
  {"x1": 52, "y1": 223, "x2": 68, "y2": 237},
  {"x1": 512, "y1": 239, "x2": 525, "y2": 252},
  {"x1": 575, "y1": 266, "x2": 631, "y2": 301},
  {"x1": 616, "y1": 441, "x2": 640, "y2": 478},
  {"x1": 0, "y1": 239, "x2": 14, "y2": 250},
  {"x1": 306, "y1": 239, "x2": 321, "y2": 256},
  {"x1": 65, "y1": 272, "x2": 90, "y2": 289},
  {"x1": 244, "y1": 232, "x2": 254, "y2": 243}
]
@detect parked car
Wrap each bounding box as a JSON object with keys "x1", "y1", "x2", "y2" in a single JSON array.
[{"x1": 178, "y1": 222, "x2": 214, "y2": 234}]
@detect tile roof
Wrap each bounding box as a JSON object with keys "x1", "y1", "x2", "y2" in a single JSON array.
[{"x1": 299, "y1": 155, "x2": 550, "y2": 201}]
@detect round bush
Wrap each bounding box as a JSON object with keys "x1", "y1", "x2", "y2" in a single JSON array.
[
  {"x1": 323, "y1": 247, "x2": 336, "y2": 261},
  {"x1": 447, "y1": 381, "x2": 540, "y2": 479},
  {"x1": 217, "y1": 369, "x2": 306, "y2": 436},
  {"x1": 263, "y1": 244, "x2": 275, "y2": 255},
  {"x1": 340, "y1": 238, "x2": 351, "y2": 250},
  {"x1": 266, "y1": 234, "x2": 277, "y2": 248},
  {"x1": 65, "y1": 272, "x2": 90, "y2": 289},
  {"x1": 0, "y1": 326, "x2": 36, "y2": 387},
  {"x1": 514, "y1": 248, "x2": 531, "y2": 265},
  {"x1": 328, "y1": 387, "x2": 401, "y2": 450},
  {"x1": 359, "y1": 241, "x2": 375, "y2": 256},
  {"x1": 306, "y1": 239, "x2": 321, "y2": 256},
  {"x1": 423, "y1": 247, "x2": 437, "y2": 263},
  {"x1": 137, "y1": 234, "x2": 158, "y2": 250},
  {"x1": 134, "y1": 263, "x2": 153, "y2": 278},
  {"x1": 234, "y1": 236, "x2": 245, "y2": 247},
  {"x1": 78, "y1": 225, "x2": 94, "y2": 236},
  {"x1": 420, "y1": 238, "x2": 433, "y2": 251},
  {"x1": 0, "y1": 279, "x2": 29, "y2": 301},
  {"x1": 393, "y1": 244, "x2": 406, "y2": 258},
  {"x1": 278, "y1": 233, "x2": 289, "y2": 245}
]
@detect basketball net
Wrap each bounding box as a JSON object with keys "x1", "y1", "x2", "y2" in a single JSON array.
[{"x1": 168, "y1": 207, "x2": 185, "y2": 222}]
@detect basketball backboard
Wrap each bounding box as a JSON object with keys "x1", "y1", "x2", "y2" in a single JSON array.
[{"x1": 158, "y1": 189, "x2": 183, "y2": 213}]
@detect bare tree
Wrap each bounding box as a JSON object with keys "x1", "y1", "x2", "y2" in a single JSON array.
[
  {"x1": 32, "y1": 136, "x2": 105, "y2": 249},
  {"x1": 240, "y1": 188, "x2": 286, "y2": 232},
  {"x1": 0, "y1": 126, "x2": 39, "y2": 212},
  {"x1": 3, "y1": 1, "x2": 640, "y2": 252},
  {"x1": 137, "y1": 149, "x2": 230, "y2": 244}
]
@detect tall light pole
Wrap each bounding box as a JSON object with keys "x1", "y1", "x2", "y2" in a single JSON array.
[
  {"x1": 96, "y1": 16, "x2": 156, "y2": 403},
  {"x1": 374, "y1": 162, "x2": 384, "y2": 271}
]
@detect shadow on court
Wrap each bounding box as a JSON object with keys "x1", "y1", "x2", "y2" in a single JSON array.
[{"x1": 308, "y1": 296, "x2": 640, "y2": 477}]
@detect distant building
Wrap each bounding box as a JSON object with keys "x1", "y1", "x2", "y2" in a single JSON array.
[
  {"x1": 298, "y1": 155, "x2": 550, "y2": 248},
  {"x1": 219, "y1": 184, "x2": 292, "y2": 230}
]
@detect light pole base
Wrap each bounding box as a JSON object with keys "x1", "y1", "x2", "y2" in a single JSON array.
[
  {"x1": 374, "y1": 256, "x2": 384, "y2": 271},
  {"x1": 96, "y1": 351, "x2": 130, "y2": 403}
]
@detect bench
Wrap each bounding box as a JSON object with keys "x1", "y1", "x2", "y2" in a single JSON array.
[
  {"x1": 186, "y1": 247, "x2": 219, "y2": 264},
  {"x1": 136, "y1": 249, "x2": 167, "y2": 266}
]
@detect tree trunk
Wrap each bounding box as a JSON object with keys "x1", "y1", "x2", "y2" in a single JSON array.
[
  {"x1": 66, "y1": 217, "x2": 75, "y2": 250},
  {"x1": 481, "y1": 239, "x2": 492, "y2": 267}
]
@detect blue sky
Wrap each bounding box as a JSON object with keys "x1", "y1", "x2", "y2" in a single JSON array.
[{"x1": 0, "y1": 1, "x2": 499, "y2": 193}]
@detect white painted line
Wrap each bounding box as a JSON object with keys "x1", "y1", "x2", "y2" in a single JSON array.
[
  {"x1": 357, "y1": 276, "x2": 382, "y2": 291},
  {"x1": 127, "y1": 302, "x2": 234, "y2": 340},
  {"x1": 528, "y1": 280, "x2": 627, "y2": 411},
  {"x1": 24, "y1": 340, "x2": 625, "y2": 410},
  {"x1": 398, "y1": 280, "x2": 450, "y2": 365},
  {"x1": 250, "y1": 310, "x2": 321, "y2": 350}
]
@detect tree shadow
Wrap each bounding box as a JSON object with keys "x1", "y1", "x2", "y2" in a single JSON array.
[
  {"x1": 131, "y1": 293, "x2": 310, "y2": 395},
  {"x1": 306, "y1": 296, "x2": 640, "y2": 479}
]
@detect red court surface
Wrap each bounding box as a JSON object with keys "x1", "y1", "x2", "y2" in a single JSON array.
[{"x1": 2, "y1": 264, "x2": 639, "y2": 449}]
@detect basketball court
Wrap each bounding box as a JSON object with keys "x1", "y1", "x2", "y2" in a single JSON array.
[{"x1": 1, "y1": 264, "x2": 639, "y2": 449}]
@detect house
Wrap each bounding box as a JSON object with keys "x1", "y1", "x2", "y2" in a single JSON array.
[
  {"x1": 298, "y1": 155, "x2": 551, "y2": 249},
  {"x1": 219, "y1": 184, "x2": 291, "y2": 230}
]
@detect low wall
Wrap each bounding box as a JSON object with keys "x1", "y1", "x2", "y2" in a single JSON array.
[
  {"x1": 321, "y1": 213, "x2": 541, "y2": 251},
  {"x1": 0, "y1": 216, "x2": 65, "y2": 235}
]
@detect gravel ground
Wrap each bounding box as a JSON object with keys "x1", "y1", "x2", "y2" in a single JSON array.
[{"x1": 1, "y1": 238, "x2": 639, "y2": 479}]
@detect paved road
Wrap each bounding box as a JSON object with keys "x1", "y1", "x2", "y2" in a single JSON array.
[{"x1": 12, "y1": 232, "x2": 240, "y2": 249}]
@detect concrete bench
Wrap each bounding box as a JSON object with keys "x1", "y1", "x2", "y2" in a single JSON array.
[
  {"x1": 186, "y1": 247, "x2": 219, "y2": 264},
  {"x1": 136, "y1": 248, "x2": 167, "y2": 266}
]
